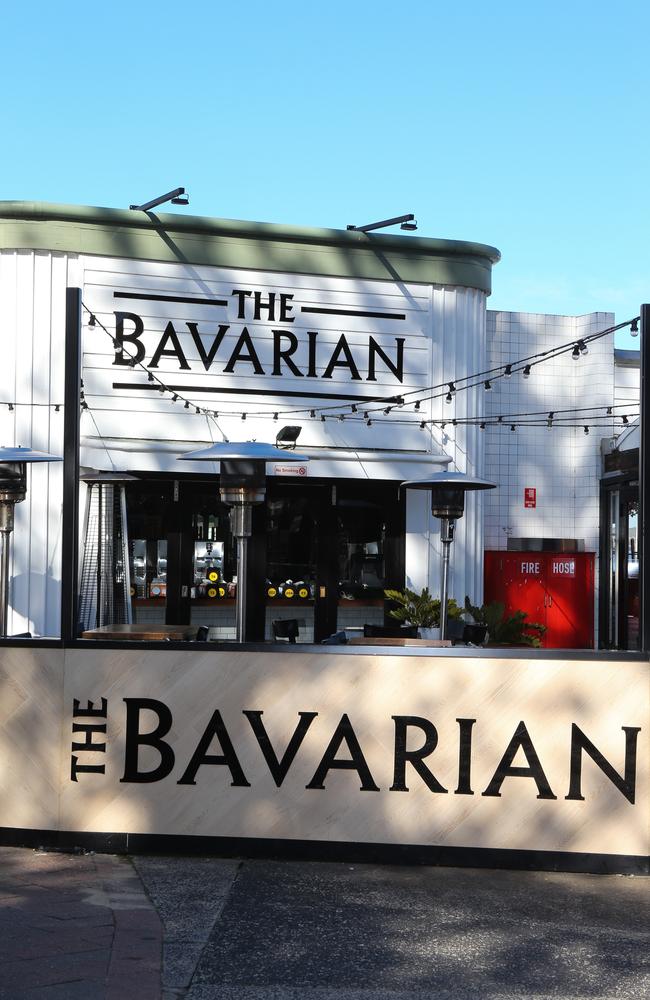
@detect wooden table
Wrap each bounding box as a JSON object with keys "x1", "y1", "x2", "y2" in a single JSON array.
[
  {"x1": 347, "y1": 637, "x2": 452, "y2": 647},
  {"x1": 81, "y1": 624, "x2": 192, "y2": 641}
]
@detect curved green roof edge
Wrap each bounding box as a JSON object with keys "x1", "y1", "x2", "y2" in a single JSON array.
[{"x1": 0, "y1": 201, "x2": 501, "y2": 293}]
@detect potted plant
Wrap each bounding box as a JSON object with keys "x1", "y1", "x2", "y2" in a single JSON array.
[
  {"x1": 463, "y1": 597, "x2": 546, "y2": 647},
  {"x1": 384, "y1": 587, "x2": 462, "y2": 639}
]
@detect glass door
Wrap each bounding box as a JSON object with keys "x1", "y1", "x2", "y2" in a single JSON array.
[{"x1": 601, "y1": 481, "x2": 639, "y2": 650}]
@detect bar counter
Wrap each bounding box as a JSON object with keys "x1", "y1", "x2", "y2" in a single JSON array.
[{"x1": 0, "y1": 638, "x2": 647, "y2": 875}]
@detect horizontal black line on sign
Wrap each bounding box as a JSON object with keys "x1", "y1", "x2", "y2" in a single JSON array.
[
  {"x1": 301, "y1": 306, "x2": 406, "y2": 320},
  {"x1": 113, "y1": 292, "x2": 228, "y2": 307},
  {"x1": 111, "y1": 382, "x2": 402, "y2": 403}
]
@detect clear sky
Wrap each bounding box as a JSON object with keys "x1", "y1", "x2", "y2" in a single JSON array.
[{"x1": 2, "y1": 1, "x2": 647, "y2": 347}]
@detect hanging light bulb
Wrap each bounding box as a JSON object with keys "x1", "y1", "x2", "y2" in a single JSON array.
[
  {"x1": 445, "y1": 392, "x2": 453, "y2": 404},
  {"x1": 184, "y1": 401, "x2": 190, "y2": 409},
  {"x1": 583, "y1": 426, "x2": 589, "y2": 435},
  {"x1": 88, "y1": 314, "x2": 97, "y2": 327},
  {"x1": 578, "y1": 340, "x2": 588, "y2": 356},
  {"x1": 172, "y1": 394, "x2": 179, "y2": 402},
  {"x1": 479, "y1": 421, "x2": 486, "y2": 430},
  {"x1": 504, "y1": 364, "x2": 512, "y2": 378},
  {"x1": 484, "y1": 379, "x2": 492, "y2": 391},
  {"x1": 622, "y1": 415, "x2": 629, "y2": 425},
  {"x1": 447, "y1": 382, "x2": 456, "y2": 395},
  {"x1": 522, "y1": 365, "x2": 531, "y2": 379},
  {"x1": 630, "y1": 318, "x2": 639, "y2": 337},
  {"x1": 273, "y1": 412, "x2": 278, "y2": 421},
  {"x1": 309, "y1": 410, "x2": 316, "y2": 418},
  {"x1": 510, "y1": 424, "x2": 516, "y2": 432},
  {"x1": 414, "y1": 400, "x2": 421, "y2": 411},
  {"x1": 351, "y1": 404, "x2": 358, "y2": 413},
  {"x1": 572, "y1": 344, "x2": 581, "y2": 360},
  {"x1": 241, "y1": 412, "x2": 247, "y2": 421},
  {"x1": 384, "y1": 406, "x2": 392, "y2": 415},
  {"x1": 366, "y1": 418, "x2": 372, "y2": 427},
  {"x1": 338, "y1": 414, "x2": 345, "y2": 421},
  {"x1": 606, "y1": 406, "x2": 612, "y2": 416},
  {"x1": 547, "y1": 411, "x2": 554, "y2": 429},
  {"x1": 419, "y1": 421, "x2": 426, "y2": 430}
]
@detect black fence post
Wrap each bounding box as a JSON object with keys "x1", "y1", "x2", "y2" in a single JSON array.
[
  {"x1": 60, "y1": 287, "x2": 81, "y2": 641},
  {"x1": 639, "y1": 304, "x2": 650, "y2": 652}
]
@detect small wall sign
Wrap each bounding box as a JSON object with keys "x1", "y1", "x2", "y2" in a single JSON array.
[{"x1": 524, "y1": 487, "x2": 537, "y2": 508}]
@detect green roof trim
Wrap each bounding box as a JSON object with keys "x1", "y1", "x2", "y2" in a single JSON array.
[{"x1": 0, "y1": 202, "x2": 500, "y2": 293}]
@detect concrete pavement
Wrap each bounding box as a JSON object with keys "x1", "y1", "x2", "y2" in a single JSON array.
[{"x1": 0, "y1": 846, "x2": 648, "y2": 999}]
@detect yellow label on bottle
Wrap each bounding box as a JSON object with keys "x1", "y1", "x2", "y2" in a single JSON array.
[
  {"x1": 207, "y1": 587, "x2": 217, "y2": 598},
  {"x1": 298, "y1": 588, "x2": 309, "y2": 598},
  {"x1": 284, "y1": 588, "x2": 295, "y2": 599},
  {"x1": 208, "y1": 570, "x2": 219, "y2": 582},
  {"x1": 267, "y1": 587, "x2": 277, "y2": 598}
]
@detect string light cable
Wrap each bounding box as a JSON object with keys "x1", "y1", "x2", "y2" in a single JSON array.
[{"x1": 81, "y1": 302, "x2": 639, "y2": 425}]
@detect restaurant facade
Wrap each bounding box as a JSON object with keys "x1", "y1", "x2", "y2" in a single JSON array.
[
  {"x1": 0, "y1": 202, "x2": 640, "y2": 648},
  {"x1": 0, "y1": 202, "x2": 647, "y2": 873}
]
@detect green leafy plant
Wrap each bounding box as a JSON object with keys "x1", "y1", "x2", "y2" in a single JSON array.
[
  {"x1": 384, "y1": 587, "x2": 462, "y2": 628},
  {"x1": 463, "y1": 596, "x2": 546, "y2": 647}
]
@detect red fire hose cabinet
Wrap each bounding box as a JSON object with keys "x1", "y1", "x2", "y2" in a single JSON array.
[{"x1": 484, "y1": 551, "x2": 595, "y2": 649}]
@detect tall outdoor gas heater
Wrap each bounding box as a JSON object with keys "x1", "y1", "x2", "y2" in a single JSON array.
[
  {"x1": 179, "y1": 442, "x2": 310, "y2": 642},
  {"x1": 0, "y1": 446, "x2": 63, "y2": 637},
  {"x1": 401, "y1": 472, "x2": 496, "y2": 640}
]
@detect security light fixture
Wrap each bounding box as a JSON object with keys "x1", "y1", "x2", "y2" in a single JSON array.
[
  {"x1": 275, "y1": 425, "x2": 302, "y2": 449},
  {"x1": 401, "y1": 472, "x2": 496, "y2": 641},
  {"x1": 129, "y1": 187, "x2": 189, "y2": 211},
  {"x1": 0, "y1": 446, "x2": 63, "y2": 636},
  {"x1": 178, "y1": 441, "x2": 309, "y2": 643},
  {"x1": 347, "y1": 214, "x2": 417, "y2": 233}
]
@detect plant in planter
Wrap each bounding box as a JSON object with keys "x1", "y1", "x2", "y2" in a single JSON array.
[
  {"x1": 384, "y1": 587, "x2": 462, "y2": 637},
  {"x1": 463, "y1": 597, "x2": 546, "y2": 647}
]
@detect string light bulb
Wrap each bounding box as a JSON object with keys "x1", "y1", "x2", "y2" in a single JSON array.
[
  {"x1": 522, "y1": 365, "x2": 531, "y2": 379},
  {"x1": 504, "y1": 364, "x2": 512, "y2": 378},
  {"x1": 445, "y1": 392, "x2": 453, "y2": 404},
  {"x1": 630, "y1": 318, "x2": 639, "y2": 337},
  {"x1": 583, "y1": 426, "x2": 589, "y2": 435},
  {"x1": 484, "y1": 379, "x2": 492, "y2": 390},
  {"x1": 578, "y1": 340, "x2": 588, "y2": 356},
  {"x1": 572, "y1": 344, "x2": 581, "y2": 360}
]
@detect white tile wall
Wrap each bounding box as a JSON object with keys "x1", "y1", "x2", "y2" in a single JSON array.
[{"x1": 483, "y1": 311, "x2": 616, "y2": 554}]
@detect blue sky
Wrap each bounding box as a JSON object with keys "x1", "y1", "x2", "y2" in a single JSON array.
[{"x1": 2, "y1": 1, "x2": 647, "y2": 346}]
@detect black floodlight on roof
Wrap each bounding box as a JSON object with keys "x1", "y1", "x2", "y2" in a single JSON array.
[
  {"x1": 129, "y1": 187, "x2": 189, "y2": 211},
  {"x1": 347, "y1": 214, "x2": 417, "y2": 233}
]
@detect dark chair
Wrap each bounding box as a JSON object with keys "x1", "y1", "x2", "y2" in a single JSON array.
[
  {"x1": 272, "y1": 619, "x2": 300, "y2": 643},
  {"x1": 194, "y1": 626, "x2": 209, "y2": 641},
  {"x1": 363, "y1": 623, "x2": 418, "y2": 639},
  {"x1": 446, "y1": 619, "x2": 488, "y2": 645}
]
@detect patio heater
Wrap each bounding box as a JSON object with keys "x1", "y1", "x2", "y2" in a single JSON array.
[
  {"x1": 401, "y1": 472, "x2": 496, "y2": 640},
  {"x1": 0, "y1": 446, "x2": 63, "y2": 637},
  {"x1": 178, "y1": 442, "x2": 310, "y2": 642}
]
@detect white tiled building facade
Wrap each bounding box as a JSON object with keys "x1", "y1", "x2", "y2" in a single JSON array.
[{"x1": 483, "y1": 310, "x2": 623, "y2": 553}]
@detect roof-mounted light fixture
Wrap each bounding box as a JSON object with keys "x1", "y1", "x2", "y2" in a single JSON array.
[
  {"x1": 347, "y1": 213, "x2": 417, "y2": 233},
  {"x1": 129, "y1": 187, "x2": 189, "y2": 211}
]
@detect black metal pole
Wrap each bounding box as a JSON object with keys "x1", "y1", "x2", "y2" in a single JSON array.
[
  {"x1": 60, "y1": 287, "x2": 81, "y2": 641},
  {"x1": 639, "y1": 304, "x2": 650, "y2": 652}
]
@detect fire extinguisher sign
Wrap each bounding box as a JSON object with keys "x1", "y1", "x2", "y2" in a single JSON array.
[{"x1": 524, "y1": 487, "x2": 537, "y2": 508}]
